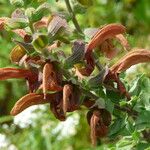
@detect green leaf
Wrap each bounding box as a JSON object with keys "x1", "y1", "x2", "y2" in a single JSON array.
[
  {"x1": 88, "y1": 67, "x2": 108, "y2": 88},
  {"x1": 32, "y1": 34, "x2": 49, "y2": 53},
  {"x1": 5, "y1": 18, "x2": 28, "y2": 29},
  {"x1": 105, "y1": 98, "x2": 114, "y2": 113},
  {"x1": 129, "y1": 74, "x2": 150, "y2": 96},
  {"x1": 64, "y1": 40, "x2": 85, "y2": 69},
  {"x1": 0, "y1": 115, "x2": 14, "y2": 124},
  {"x1": 31, "y1": 2, "x2": 51, "y2": 22},
  {"x1": 108, "y1": 117, "x2": 126, "y2": 138},
  {"x1": 135, "y1": 110, "x2": 150, "y2": 129},
  {"x1": 106, "y1": 89, "x2": 124, "y2": 104},
  {"x1": 9, "y1": 0, "x2": 24, "y2": 7}
]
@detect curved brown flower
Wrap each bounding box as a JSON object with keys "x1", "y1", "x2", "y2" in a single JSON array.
[
  {"x1": 11, "y1": 93, "x2": 45, "y2": 115},
  {"x1": 63, "y1": 84, "x2": 73, "y2": 114},
  {"x1": 0, "y1": 68, "x2": 38, "y2": 92},
  {"x1": 105, "y1": 49, "x2": 150, "y2": 99},
  {"x1": 79, "y1": 24, "x2": 126, "y2": 76},
  {"x1": 110, "y1": 49, "x2": 150, "y2": 73},
  {"x1": 43, "y1": 63, "x2": 62, "y2": 99},
  {"x1": 89, "y1": 109, "x2": 110, "y2": 146},
  {"x1": 87, "y1": 24, "x2": 126, "y2": 51},
  {"x1": 50, "y1": 92, "x2": 66, "y2": 121}
]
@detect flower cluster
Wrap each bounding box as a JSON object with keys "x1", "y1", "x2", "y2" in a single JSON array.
[{"x1": 0, "y1": 1, "x2": 150, "y2": 145}]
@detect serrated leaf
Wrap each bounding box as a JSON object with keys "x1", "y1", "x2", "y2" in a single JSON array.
[
  {"x1": 108, "y1": 118, "x2": 126, "y2": 138},
  {"x1": 135, "y1": 110, "x2": 150, "y2": 129}
]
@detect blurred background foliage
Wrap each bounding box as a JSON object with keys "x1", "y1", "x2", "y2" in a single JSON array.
[{"x1": 0, "y1": 0, "x2": 150, "y2": 149}]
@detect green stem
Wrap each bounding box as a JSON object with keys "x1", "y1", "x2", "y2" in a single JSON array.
[
  {"x1": 29, "y1": 21, "x2": 34, "y2": 34},
  {"x1": 93, "y1": 53, "x2": 103, "y2": 71},
  {"x1": 65, "y1": 0, "x2": 83, "y2": 34}
]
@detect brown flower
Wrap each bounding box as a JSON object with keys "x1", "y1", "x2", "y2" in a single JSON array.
[
  {"x1": 78, "y1": 24, "x2": 128, "y2": 76},
  {"x1": 104, "y1": 49, "x2": 150, "y2": 99},
  {"x1": 11, "y1": 93, "x2": 57, "y2": 116},
  {"x1": 43, "y1": 63, "x2": 62, "y2": 99},
  {"x1": 0, "y1": 68, "x2": 38, "y2": 92},
  {"x1": 87, "y1": 108, "x2": 111, "y2": 146}
]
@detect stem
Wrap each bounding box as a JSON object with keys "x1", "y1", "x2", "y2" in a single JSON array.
[
  {"x1": 82, "y1": 90, "x2": 138, "y2": 118},
  {"x1": 29, "y1": 21, "x2": 34, "y2": 34},
  {"x1": 93, "y1": 52, "x2": 103, "y2": 71},
  {"x1": 115, "y1": 105, "x2": 138, "y2": 118},
  {"x1": 65, "y1": 0, "x2": 83, "y2": 34}
]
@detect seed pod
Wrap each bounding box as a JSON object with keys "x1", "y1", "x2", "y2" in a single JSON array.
[
  {"x1": 90, "y1": 111, "x2": 99, "y2": 146},
  {"x1": 100, "y1": 39, "x2": 118, "y2": 59},
  {"x1": 0, "y1": 68, "x2": 33, "y2": 80},
  {"x1": 64, "y1": 40, "x2": 85, "y2": 69},
  {"x1": 32, "y1": 34, "x2": 49, "y2": 53},
  {"x1": 10, "y1": 45, "x2": 26, "y2": 63},
  {"x1": 115, "y1": 34, "x2": 130, "y2": 51}
]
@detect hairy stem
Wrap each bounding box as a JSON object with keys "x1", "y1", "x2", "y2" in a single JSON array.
[{"x1": 65, "y1": 0, "x2": 83, "y2": 34}]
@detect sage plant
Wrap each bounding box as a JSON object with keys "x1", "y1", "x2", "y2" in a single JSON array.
[{"x1": 0, "y1": 0, "x2": 150, "y2": 146}]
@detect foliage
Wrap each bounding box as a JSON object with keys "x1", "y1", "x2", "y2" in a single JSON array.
[{"x1": 0, "y1": 0, "x2": 150, "y2": 150}]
